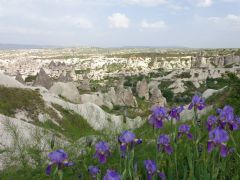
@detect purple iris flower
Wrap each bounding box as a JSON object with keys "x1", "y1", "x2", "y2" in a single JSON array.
[
  {"x1": 235, "y1": 116, "x2": 240, "y2": 126},
  {"x1": 188, "y1": 95, "x2": 205, "y2": 110},
  {"x1": 169, "y1": 105, "x2": 184, "y2": 121},
  {"x1": 208, "y1": 127, "x2": 230, "y2": 157},
  {"x1": 88, "y1": 166, "x2": 100, "y2": 179},
  {"x1": 149, "y1": 106, "x2": 168, "y2": 129},
  {"x1": 218, "y1": 105, "x2": 238, "y2": 131},
  {"x1": 158, "y1": 172, "x2": 166, "y2": 180},
  {"x1": 144, "y1": 160, "x2": 157, "y2": 180},
  {"x1": 178, "y1": 124, "x2": 193, "y2": 140},
  {"x1": 157, "y1": 134, "x2": 173, "y2": 155},
  {"x1": 46, "y1": 149, "x2": 73, "y2": 175},
  {"x1": 144, "y1": 160, "x2": 165, "y2": 180},
  {"x1": 103, "y1": 169, "x2": 121, "y2": 180},
  {"x1": 94, "y1": 141, "x2": 110, "y2": 164},
  {"x1": 118, "y1": 130, "x2": 142, "y2": 158},
  {"x1": 206, "y1": 115, "x2": 217, "y2": 131}
]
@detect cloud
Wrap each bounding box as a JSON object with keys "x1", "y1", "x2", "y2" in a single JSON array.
[
  {"x1": 192, "y1": 0, "x2": 213, "y2": 7},
  {"x1": 208, "y1": 14, "x2": 240, "y2": 29},
  {"x1": 0, "y1": 26, "x2": 52, "y2": 35},
  {"x1": 221, "y1": 0, "x2": 239, "y2": 2},
  {"x1": 63, "y1": 16, "x2": 93, "y2": 29},
  {"x1": 226, "y1": 14, "x2": 240, "y2": 23},
  {"x1": 141, "y1": 20, "x2": 167, "y2": 29},
  {"x1": 123, "y1": 0, "x2": 168, "y2": 6},
  {"x1": 108, "y1": 13, "x2": 130, "y2": 28}
]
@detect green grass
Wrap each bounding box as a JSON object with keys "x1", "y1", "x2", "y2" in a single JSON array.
[
  {"x1": 1, "y1": 104, "x2": 240, "y2": 179},
  {"x1": 1, "y1": 72, "x2": 240, "y2": 179},
  {"x1": 39, "y1": 104, "x2": 99, "y2": 141},
  {"x1": 0, "y1": 86, "x2": 45, "y2": 119}
]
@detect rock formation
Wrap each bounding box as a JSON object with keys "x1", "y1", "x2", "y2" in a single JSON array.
[
  {"x1": 15, "y1": 71, "x2": 25, "y2": 84},
  {"x1": 48, "y1": 60, "x2": 56, "y2": 69},
  {"x1": 33, "y1": 68, "x2": 53, "y2": 89},
  {"x1": 49, "y1": 82, "x2": 81, "y2": 103},
  {"x1": 136, "y1": 78, "x2": 149, "y2": 100},
  {"x1": 78, "y1": 75, "x2": 91, "y2": 91},
  {"x1": 169, "y1": 79, "x2": 186, "y2": 93},
  {"x1": 58, "y1": 71, "x2": 73, "y2": 82},
  {"x1": 149, "y1": 86, "x2": 166, "y2": 107},
  {"x1": 115, "y1": 85, "x2": 138, "y2": 107},
  {"x1": 0, "y1": 73, "x2": 25, "y2": 88},
  {"x1": 202, "y1": 86, "x2": 227, "y2": 99}
]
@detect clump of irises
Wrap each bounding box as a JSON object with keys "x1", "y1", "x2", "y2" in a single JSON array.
[
  {"x1": 118, "y1": 130, "x2": 142, "y2": 158},
  {"x1": 45, "y1": 94, "x2": 240, "y2": 179},
  {"x1": 46, "y1": 149, "x2": 73, "y2": 178},
  {"x1": 205, "y1": 105, "x2": 239, "y2": 157}
]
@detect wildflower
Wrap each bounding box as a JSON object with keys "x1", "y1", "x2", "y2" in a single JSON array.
[
  {"x1": 178, "y1": 124, "x2": 193, "y2": 140},
  {"x1": 103, "y1": 169, "x2": 121, "y2": 180},
  {"x1": 118, "y1": 130, "x2": 142, "y2": 158},
  {"x1": 144, "y1": 160, "x2": 165, "y2": 180},
  {"x1": 206, "y1": 115, "x2": 217, "y2": 131},
  {"x1": 144, "y1": 160, "x2": 157, "y2": 180},
  {"x1": 94, "y1": 141, "x2": 110, "y2": 164},
  {"x1": 169, "y1": 105, "x2": 184, "y2": 121},
  {"x1": 218, "y1": 105, "x2": 238, "y2": 131},
  {"x1": 158, "y1": 172, "x2": 166, "y2": 180},
  {"x1": 45, "y1": 149, "x2": 73, "y2": 175},
  {"x1": 208, "y1": 127, "x2": 230, "y2": 157},
  {"x1": 188, "y1": 95, "x2": 205, "y2": 110},
  {"x1": 88, "y1": 166, "x2": 100, "y2": 179},
  {"x1": 157, "y1": 134, "x2": 173, "y2": 155},
  {"x1": 235, "y1": 116, "x2": 240, "y2": 126},
  {"x1": 149, "y1": 106, "x2": 168, "y2": 129}
]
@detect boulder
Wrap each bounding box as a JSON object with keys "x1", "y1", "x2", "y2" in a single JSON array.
[
  {"x1": 192, "y1": 80, "x2": 200, "y2": 88},
  {"x1": 114, "y1": 86, "x2": 138, "y2": 107},
  {"x1": 49, "y1": 82, "x2": 81, "y2": 103},
  {"x1": 169, "y1": 79, "x2": 185, "y2": 93},
  {"x1": 202, "y1": 87, "x2": 227, "y2": 99},
  {"x1": 33, "y1": 68, "x2": 53, "y2": 89},
  {"x1": 180, "y1": 105, "x2": 213, "y2": 122},
  {"x1": 136, "y1": 78, "x2": 149, "y2": 100},
  {"x1": 0, "y1": 73, "x2": 25, "y2": 88},
  {"x1": 149, "y1": 86, "x2": 167, "y2": 107},
  {"x1": 80, "y1": 93, "x2": 113, "y2": 109}
]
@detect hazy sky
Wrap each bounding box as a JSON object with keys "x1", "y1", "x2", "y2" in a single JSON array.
[{"x1": 0, "y1": 0, "x2": 240, "y2": 48}]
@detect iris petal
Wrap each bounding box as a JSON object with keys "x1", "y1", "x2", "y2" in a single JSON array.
[
  {"x1": 46, "y1": 164, "x2": 52, "y2": 175},
  {"x1": 220, "y1": 144, "x2": 228, "y2": 157},
  {"x1": 207, "y1": 141, "x2": 214, "y2": 153}
]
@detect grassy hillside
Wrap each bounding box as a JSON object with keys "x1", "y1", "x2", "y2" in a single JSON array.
[{"x1": 0, "y1": 86, "x2": 45, "y2": 118}]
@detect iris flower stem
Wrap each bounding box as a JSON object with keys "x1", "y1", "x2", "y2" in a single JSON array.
[
  {"x1": 193, "y1": 108, "x2": 199, "y2": 160},
  {"x1": 154, "y1": 129, "x2": 158, "y2": 166},
  {"x1": 174, "y1": 143, "x2": 179, "y2": 180},
  {"x1": 128, "y1": 149, "x2": 134, "y2": 180},
  {"x1": 229, "y1": 133, "x2": 240, "y2": 159},
  {"x1": 119, "y1": 146, "x2": 122, "y2": 172}
]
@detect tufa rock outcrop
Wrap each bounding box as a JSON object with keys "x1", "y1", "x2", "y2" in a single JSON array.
[
  {"x1": 136, "y1": 78, "x2": 149, "y2": 100},
  {"x1": 78, "y1": 75, "x2": 91, "y2": 91},
  {"x1": 33, "y1": 68, "x2": 53, "y2": 89},
  {"x1": 168, "y1": 79, "x2": 186, "y2": 94},
  {"x1": 49, "y1": 82, "x2": 81, "y2": 103},
  {"x1": 15, "y1": 71, "x2": 25, "y2": 84},
  {"x1": 149, "y1": 86, "x2": 166, "y2": 107},
  {"x1": 58, "y1": 71, "x2": 73, "y2": 82}
]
